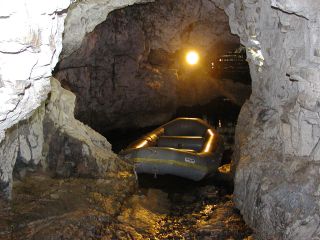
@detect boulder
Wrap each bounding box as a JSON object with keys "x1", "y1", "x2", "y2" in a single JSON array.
[{"x1": 43, "y1": 78, "x2": 129, "y2": 177}]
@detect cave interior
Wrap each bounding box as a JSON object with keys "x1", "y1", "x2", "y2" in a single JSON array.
[{"x1": 1, "y1": 0, "x2": 320, "y2": 239}]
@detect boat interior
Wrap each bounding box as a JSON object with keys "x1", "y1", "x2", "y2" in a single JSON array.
[{"x1": 128, "y1": 118, "x2": 218, "y2": 154}]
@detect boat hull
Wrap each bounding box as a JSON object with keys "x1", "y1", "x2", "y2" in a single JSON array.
[
  {"x1": 125, "y1": 145, "x2": 223, "y2": 181},
  {"x1": 120, "y1": 118, "x2": 224, "y2": 181}
]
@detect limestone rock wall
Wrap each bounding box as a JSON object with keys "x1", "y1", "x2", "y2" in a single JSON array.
[
  {"x1": 61, "y1": 0, "x2": 154, "y2": 59},
  {"x1": 222, "y1": 0, "x2": 320, "y2": 239},
  {"x1": 0, "y1": 1, "x2": 70, "y2": 197},
  {"x1": 0, "y1": 0, "x2": 156, "y2": 199},
  {"x1": 0, "y1": 105, "x2": 45, "y2": 199},
  {"x1": 0, "y1": 0, "x2": 157, "y2": 142},
  {"x1": 0, "y1": 78, "x2": 129, "y2": 199},
  {"x1": 55, "y1": 0, "x2": 240, "y2": 132},
  {"x1": 0, "y1": 0, "x2": 69, "y2": 143}
]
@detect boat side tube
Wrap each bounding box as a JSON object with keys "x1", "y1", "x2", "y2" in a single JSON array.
[
  {"x1": 123, "y1": 130, "x2": 223, "y2": 181},
  {"x1": 129, "y1": 147, "x2": 212, "y2": 181}
]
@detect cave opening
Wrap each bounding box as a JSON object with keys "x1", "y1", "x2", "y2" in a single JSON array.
[
  {"x1": 53, "y1": 0, "x2": 251, "y2": 154},
  {"x1": 51, "y1": 0, "x2": 252, "y2": 238}
]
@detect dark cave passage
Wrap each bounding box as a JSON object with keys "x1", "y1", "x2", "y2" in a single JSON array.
[
  {"x1": 2, "y1": 0, "x2": 254, "y2": 239},
  {"x1": 106, "y1": 96, "x2": 242, "y2": 154},
  {"x1": 52, "y1": 1, "x2": 252, "y2": 238},
  {"x1": 53, "y1": 0, "x2": 250, "y2": 134}
]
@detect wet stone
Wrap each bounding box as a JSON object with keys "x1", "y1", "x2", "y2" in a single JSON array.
[
  {"x1": 0, "y1": 167, "x2": 253, "y2": 239},
  {"x1": 118, "y1": 174, "x2": 253, "y2": 239}
]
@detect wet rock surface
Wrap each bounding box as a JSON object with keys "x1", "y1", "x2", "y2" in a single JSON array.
[
  {"x1": 0, "y1": 167, "x2": 252, "y2": 240},
  {"x1": 0, "y1": 171, "x2": 136, "y2": 240},
  {"x1": 115, "y1": 174, "x2": 252, "y2": 240}
]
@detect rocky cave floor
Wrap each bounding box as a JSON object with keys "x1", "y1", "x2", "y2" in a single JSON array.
[
  {"x1": 0, "y1": 163, "x2": 253, "y2": 240},
  {"x1": 0, "y1": 97, "x2": 253, "y2": 240}
]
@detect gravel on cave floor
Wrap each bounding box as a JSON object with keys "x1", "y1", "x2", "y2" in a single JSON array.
[{"x1": 113, "y1": 172, "x2": 253, "y2": 240}]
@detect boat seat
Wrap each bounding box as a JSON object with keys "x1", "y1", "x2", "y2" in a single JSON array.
[
  {"x1": 164, "y1": 119, "x2": 208, "y2": 137},
  {"x1": 157, "y1": 136, "x2": 204, "y2": 152}
]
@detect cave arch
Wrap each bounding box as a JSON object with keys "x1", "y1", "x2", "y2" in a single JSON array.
[
  {"x1": 54, "y1": 0, "x2": 244, "y2": 133},
  {"x1": 0, "y1": 0, "x2": 320, "y2": 239},
  {"x1": 57, "y1": 1, "x2": 320, "y2": 239},
  {"x1": 56, "y1": 1, "x2": 320, "y2": 238}
]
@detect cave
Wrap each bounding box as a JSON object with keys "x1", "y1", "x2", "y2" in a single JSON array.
[
  {"x1": 53, "y1": 0, "x2": 250, "y2": 154},
  {"x1": 1, "y1": 0, "x2": 320, "y2": 239},
  {"x1": 53, "y1": 1, "x2": 247, "y2": 134}
]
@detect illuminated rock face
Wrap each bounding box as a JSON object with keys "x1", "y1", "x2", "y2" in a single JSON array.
[
  {"x1": 55, "y1": 0, "x2": 239, "y2": 132},
  {"x1": 0, "y1": 105, "x2": 45, "y2": 199},
  {"x1": 0, "y1": 78, "x2": 129, "y2": 199},
  {"x1": 224, "y1": 1, "x2": 320, "y2": 239}
]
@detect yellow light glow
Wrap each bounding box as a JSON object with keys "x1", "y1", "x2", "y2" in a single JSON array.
[
  {"x1": 186, "y1": 51, "x2": 199, "y2": 65},
  {"x1": 136, "y1": 140, "x2": 148, "y2": 149},
  {"x1": 204, "y1": 129, "x2": 215, "y2": 153}
]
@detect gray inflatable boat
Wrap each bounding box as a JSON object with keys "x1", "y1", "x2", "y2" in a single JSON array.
[{"x1": 120, "y1": 118, "x2": 224, "y2": 181}]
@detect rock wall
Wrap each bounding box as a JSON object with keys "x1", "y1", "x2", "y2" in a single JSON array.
[
  {"x1": 0, "y1": 0, "x2": 69, "y2": 143},
  {"x1": 0, "y1": 0, "x2": 157, "y2": 199},
  {"x1": 43, "y1": 78, "x2": 129, "y2": 177},
  {"x1": 43, "y1": 78, "x2": 129, "y2": 178},
  {"x1": 0, "y1": 0, "x2": 70, "y2": 197},
  {"x1": 55, "y1": 0, "x2": 240, "y2": 132},
  {"x1": 222, "y1": 0, "x2": 320, "y2": 239},
  {"x1": 0, "y1": 105, "x2": 45, "y2": 199},
  {"x1": 0, "y1": 78, "x2": 129, "y2": 199},
  {"x1": 61, "y1": 0, "x2": 154, "y2": 59}
]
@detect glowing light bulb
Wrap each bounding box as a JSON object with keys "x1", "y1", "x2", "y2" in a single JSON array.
[{"x1": 186, "y1": 51, "x2": 199, "y2": 65}]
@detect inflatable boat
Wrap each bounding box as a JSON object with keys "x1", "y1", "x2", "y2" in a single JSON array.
[{"x1": 120, "y1": 118, "x2": 224, "y2": 181}]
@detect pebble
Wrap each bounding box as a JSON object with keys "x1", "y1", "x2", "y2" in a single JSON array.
[{"x1": 50, "y1": 193, "x2": 59, "y2": 199}]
